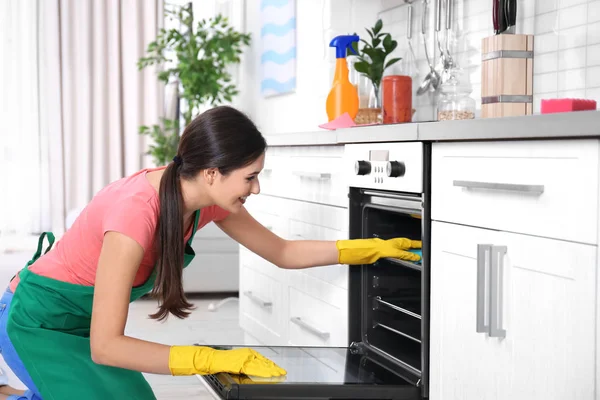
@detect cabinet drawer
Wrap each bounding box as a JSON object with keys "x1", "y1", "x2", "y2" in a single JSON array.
[
  {"x1": 288, "y1": 218, "x2": 348, "y2": 289},
  {"x1": 239, "y1": 246, "x2": 283, "y2": 280},
  {"x1": 286, "y1": 199, "x2": 348, "y2": 232},
  {"x1": 432, "y1": 140, "x2": 599, "y2": 244},
  {"x1": 287, "y1": 286, "x2": 347, "y2": 347},
  {"x1": 263, "y1": 145, "x2": 347, "y2": 207},
  {"x1": 239, "y1": 265, "x2": 284, "y2": 344},
  {"x1": 284, "y1": 155, "x2": 346, "y2": 207}
]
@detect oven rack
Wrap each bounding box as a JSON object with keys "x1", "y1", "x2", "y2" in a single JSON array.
[{"x1": 379, "y1": 257, "x2": 422, "y2": 272}]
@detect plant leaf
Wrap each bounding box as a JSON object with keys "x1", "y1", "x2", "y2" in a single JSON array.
[
  {"x1": 373, "y1": 19, "x2": 383, "y2": 35},
  {"x1": 354, "y1": 61, "x2": 370, "y2": 74},
  {"x1": 382, "y1": 34, "x2": 393, "y2": 52},
  {"x1": 384, "y1": 57, "x2": 402, "y2": 70}
]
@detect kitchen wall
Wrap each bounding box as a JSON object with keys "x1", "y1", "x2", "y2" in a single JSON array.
[{"x1": 238, "y1": 0, "x2": 600, "y2": 135}]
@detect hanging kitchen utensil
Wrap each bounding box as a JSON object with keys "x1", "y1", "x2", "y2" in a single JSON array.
[
  {"x1": 401, "y1": 3, "x2": 418, "y2": 77},
  {"x1": 417, "y1": 0, "x2": 441, "y2": 95},
  {"x1": 434, "y1": 0, "x2": 447, "y2": 70},
  {"x1": 504, "y1": 0, "x2": 517, "y2": 34},
  {"x1": 445, "y1": 0, "x2": 454, "y2": 68},
  {"x1": 493, "y1": 0, "x2": 499, "y2": 34},
  {"x1": 496, "y1": 0, "x2": 508, "y2": 34}
]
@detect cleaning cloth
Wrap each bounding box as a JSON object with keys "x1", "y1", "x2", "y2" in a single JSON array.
[{"x1": 408, "y1": 249, "x2": 422, "y2": 265}]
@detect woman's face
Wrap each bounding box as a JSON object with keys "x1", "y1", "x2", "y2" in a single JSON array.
[{"x1": 207, "y1": 152, "x2": 265, "y2": 213}]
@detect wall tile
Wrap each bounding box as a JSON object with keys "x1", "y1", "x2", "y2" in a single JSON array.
[
  {"x1": 586, "y1": 66, "x2": 600, "y2": 87},
  {"x1": 558, "y1": 0, "x2": 588, "y2": 9},
  {"x1": 535, "y1": 32, "x2": 559, "y2": 54},
  {"x1": 589, "y1": 1, "x2": 600, "y2": 23},
  {"x1": 558, "y1": 25, "x2": 587, "y2": 49},
  {"x1": 534, "y1": 72, "x2": 558, "y2": 93},
  {"x1": 558, "y1": 68, "x2": 587, "y2": 91},
  {"x1": 557, "y1": 89, "x2": 587, "y2": 98},
  {"x1": 587, "y1": 44, "x2": 600, "y2": 65},
  {"x1": 585, "y1": 87, "x2": 600, "y2": 104},
  {"x1": 536, "y1": 0, "x2": 558, "y2": 15},
  {"x1": 535, "y1": 11, "x2": 559, "y2": 34},
  {"x1": 588, "y1": 21, "x2": 600, "y2": 44},
  {"x1": 534, "y1": 52, "x2": 559, "y2": 74},
  {"x1": 558, "y1": 4, "x2": 588, "y2": 30},
  {"x1": 558, "y1": 47, "x2": 587, "y2": 70}
]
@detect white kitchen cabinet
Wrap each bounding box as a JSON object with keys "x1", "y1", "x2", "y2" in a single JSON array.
[
  {"x1": 239, "y1": 144, "x2": 350, "y2": 347},
  {"x1": 432, "y1": 140, "x2": 599, "y2": 244},
  {"x1": 261, "y1": 145, "x2": 347, "y2": 208},
  {"x1": 430, "y1": 221, "x2": 596, "y2": 400}
]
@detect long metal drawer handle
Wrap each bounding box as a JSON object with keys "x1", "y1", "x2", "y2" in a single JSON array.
[
  {"x1": 290, "y1": 317, "x2": 330, "y2": 340},
  {"x1": 476, "y1": 244, "x2": 492, "y2": 334},
  {"x1": 292, "y1": 171, "x2": 331, "y2": 180},
  {"x1": 489, "y1": 245, "x2": 507, "y2": 338},
  {"x1": 243, "y1": 291, "x2": 272, "y2": 309},
  {"x1": 453, "y1": 180, "x2": 544, "y2": 195}
]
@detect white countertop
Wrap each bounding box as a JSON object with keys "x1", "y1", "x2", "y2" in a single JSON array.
[{"x1": 264, "y1": 110, "x2": 600, "y2": 146}]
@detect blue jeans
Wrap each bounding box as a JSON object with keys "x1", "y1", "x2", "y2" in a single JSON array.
[{"x1": 0, "y1": 288, "x2": 40, "y2": 400}]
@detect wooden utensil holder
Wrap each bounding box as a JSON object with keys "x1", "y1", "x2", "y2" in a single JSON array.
[{"x1": 481, "y1": 34, "x2": 534, "y2": 118}]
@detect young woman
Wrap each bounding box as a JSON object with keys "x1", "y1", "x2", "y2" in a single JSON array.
[{"x1": 0, "y1": 106, "x2": 421, "y2": 399}]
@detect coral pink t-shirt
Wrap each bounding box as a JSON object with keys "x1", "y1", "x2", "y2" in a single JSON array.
[{"x1": 9, "y1": 167, "x2": 230, "y2": 292}]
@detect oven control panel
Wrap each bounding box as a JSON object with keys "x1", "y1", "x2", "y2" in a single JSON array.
[{"x1": 345, "y1": 142, "x2": 423, "y2": 193}]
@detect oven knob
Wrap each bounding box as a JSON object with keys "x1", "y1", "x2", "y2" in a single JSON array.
[
  {"x1": 355, "y1": 160, "x2": 371, "y2": 175},
  {"x1": 386, "y1": 161, "x2": 406, "y2": 177}
]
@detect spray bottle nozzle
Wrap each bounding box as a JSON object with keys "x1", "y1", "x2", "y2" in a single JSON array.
[{"x1": 329, "y1": 34, "x2": 360, "y2": 59}]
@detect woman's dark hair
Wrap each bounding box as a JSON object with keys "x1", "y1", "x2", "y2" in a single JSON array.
[{"x1": 149, "y1": 106, "x2": 266, "y2": 320}]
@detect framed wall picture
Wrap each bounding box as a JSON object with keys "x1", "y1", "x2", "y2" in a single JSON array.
[{"x1": 260, "y1": 0, "x2": 296, "y2": 97}]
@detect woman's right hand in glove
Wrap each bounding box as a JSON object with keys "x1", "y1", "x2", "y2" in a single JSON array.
[{"x1": 168, "y1": 346, "x2": 286, "y2": 377}]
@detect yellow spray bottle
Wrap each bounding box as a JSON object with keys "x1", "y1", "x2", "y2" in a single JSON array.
[{"x1": 326, "y1": 35, "x2": 360, "y2": 122}]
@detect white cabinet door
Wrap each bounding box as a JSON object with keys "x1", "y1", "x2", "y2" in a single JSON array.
[
  {"x1": 497, "y1": 230, "x2": 596, "y2": 400},
  {"x1": 430, "y1": 221, "x2": 505, "y2": 400},
  {"x1": 430, "y1": 221, "x2": 597, "y2": 400}
]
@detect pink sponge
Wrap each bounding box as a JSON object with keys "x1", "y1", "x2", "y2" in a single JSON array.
[{"x1": 541, "y1": 98, "x2": 597, "y2": 114}]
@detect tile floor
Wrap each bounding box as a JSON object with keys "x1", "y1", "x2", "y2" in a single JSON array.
[{"x1": 0, "y1": 250, "x2": 257, "y2": 400}]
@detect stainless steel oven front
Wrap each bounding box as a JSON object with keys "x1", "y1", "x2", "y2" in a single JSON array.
[{"x1": 345, "y1": 141, "x2": 431, "y2": 398}]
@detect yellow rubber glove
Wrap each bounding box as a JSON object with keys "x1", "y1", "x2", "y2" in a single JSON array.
[
  {"x1": 169, "y1": 346, "x2": 287, "y2": 378},
  {"x1": 336, "y1": 237, "x2": 422, "y2": 265}
]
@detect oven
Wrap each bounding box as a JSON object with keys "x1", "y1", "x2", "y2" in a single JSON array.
[
  {"x1": 346, "y1": 141, "x2": 431, "y2": 398},
  {"x1": 195, "y1": 142, "x2": 431, "y2": 400}
]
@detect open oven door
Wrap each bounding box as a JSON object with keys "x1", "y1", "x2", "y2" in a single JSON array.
[
  {"x1": 196, "y1": 186, "x2": 429, "y2": 400},
  {"x1": 195, "y1": 343, "x2": 421, "y2": 400}
]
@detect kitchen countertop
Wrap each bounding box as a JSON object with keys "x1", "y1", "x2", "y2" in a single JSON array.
[{"x1": 264, "y1": 110, "x2": 600, "y2": 146}]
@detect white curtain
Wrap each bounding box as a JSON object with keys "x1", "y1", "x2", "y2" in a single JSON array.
[
  {"x1": 0, "y1": 0, "x2": 43, "y2": 240},
  {"x1": 1, "y1": 0, "x2": 165, "y2": 246}
]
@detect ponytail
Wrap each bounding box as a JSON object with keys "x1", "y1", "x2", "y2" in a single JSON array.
[{"x1": 149, "y1": 161, "x2": 195, "y2": 320}]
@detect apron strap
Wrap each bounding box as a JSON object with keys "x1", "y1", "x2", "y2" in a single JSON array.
[{"x1": 28, "y1": 232, "x2": 55, "y2": 266}]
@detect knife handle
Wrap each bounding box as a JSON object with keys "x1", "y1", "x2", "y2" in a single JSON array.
[
  {"x1": 497, "y1": 0, "x2": 507, "y2": 34},
  {"x1": 493, "y1": 0, "x2": 498, "y2": 33}
]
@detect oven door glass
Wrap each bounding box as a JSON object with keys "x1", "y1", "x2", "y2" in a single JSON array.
[{"x1": 196, "y1": 345, "x2": 421, "y2": 400}]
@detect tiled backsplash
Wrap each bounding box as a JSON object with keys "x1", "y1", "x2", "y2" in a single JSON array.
[
  {"x1": 374, "y1": 0, "x2": 600, "y2": 120},
  {"x1": 239, "y1": 0, "x2": 600, "y2": 135}
]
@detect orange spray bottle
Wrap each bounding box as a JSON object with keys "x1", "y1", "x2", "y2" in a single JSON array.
[{"x1": 326, "y1": 35, "x2": 360, "y2": 122}]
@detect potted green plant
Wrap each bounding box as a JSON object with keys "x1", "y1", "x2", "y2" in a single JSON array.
[
  {"x1": 137, "y1": 3, "x2": 251, "y2": 166},
  {"x1": 347, "y1": 18, "x2": 401, "y2": 124}
]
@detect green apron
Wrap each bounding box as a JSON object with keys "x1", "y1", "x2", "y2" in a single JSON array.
[{"x1": 6, "y1": 210, "x2": 200, "y2": 400}]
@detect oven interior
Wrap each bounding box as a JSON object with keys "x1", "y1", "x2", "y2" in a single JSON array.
[{"x1": 349, "y1": 188, "x2": 426, "y2": 383}]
